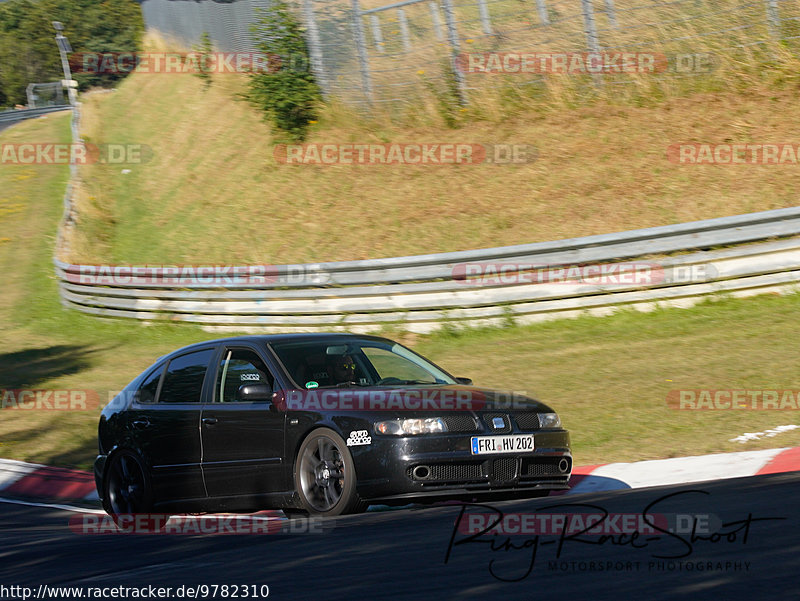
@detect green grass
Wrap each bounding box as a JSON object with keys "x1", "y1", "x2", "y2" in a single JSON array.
[
  {"x1": 0, "y1": 113, "x2": 210, "y2": 469},
  {"x1": 1, "y1": 103, "x2": 799, "y2": 473},
  {"x1": 412, "y1": 294, "x2": 800, "y2": 463}
]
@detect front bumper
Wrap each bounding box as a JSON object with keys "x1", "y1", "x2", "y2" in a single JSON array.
[{"x1": 352, "y1": 429, "x2": 572, "y2": 502}]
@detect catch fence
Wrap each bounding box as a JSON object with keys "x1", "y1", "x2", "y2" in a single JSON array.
[{"x1": 139, "y1": 0, "x2": 800, "y2": 106}]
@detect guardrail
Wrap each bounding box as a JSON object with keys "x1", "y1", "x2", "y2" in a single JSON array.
[
  {"x1": 0, "y1": 105, "x2": 71, "y2": 126},
  {"x1": 54, "y1": 207, "x2": 800, "y2": 333},
  {"x1": 54, "y1": 103, "x2": 81, "y2": 260},
  {"x1": 50, "y1": 94, "x2": 800, "y2": 332}
]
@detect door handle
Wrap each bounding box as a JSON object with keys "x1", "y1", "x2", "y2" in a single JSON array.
[
  {"x1": 132, "y1": 418, "x2": 150, "y2": 429},
  {"x1": 202, "y1": 416, "x2": 218, "y2": 425}
]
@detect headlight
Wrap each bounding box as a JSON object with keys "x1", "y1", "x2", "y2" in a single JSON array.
[
  {"x1": 374, "y1": 418, "x2": 448, "y2": 435},
  {"x1": 538, "y1": 413, "x2": 561, "y2": 429}
]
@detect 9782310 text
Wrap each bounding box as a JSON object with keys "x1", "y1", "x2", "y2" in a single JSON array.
[{"x1": 0, "y1": 584, "x2": 270, "y2": 599}]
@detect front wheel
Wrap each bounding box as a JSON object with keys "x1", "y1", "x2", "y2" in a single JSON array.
[{"x1": 294, "y1": 428, "x2": 365, "y2": 517}]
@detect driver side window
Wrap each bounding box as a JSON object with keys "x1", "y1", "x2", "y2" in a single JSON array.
[{"x1": 216, "y1": 349, "x2": 274, "y2": 403}]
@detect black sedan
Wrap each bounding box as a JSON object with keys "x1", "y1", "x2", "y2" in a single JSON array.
[{"x1": 95, "y1": 334, "x2": 572, "y2": 518}]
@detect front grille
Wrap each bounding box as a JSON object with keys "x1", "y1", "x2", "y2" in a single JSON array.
[
  {"x1": 443, "y1": 415, "x2": 479, "y2": 432},
  {"x1": 513, "y1": 413, "x2": 540, "y2": 431},
  {"x1": 408, "y1": 462, "x2": 483, "y2": 482},
  {"x1": 521, "y1": 457, "x2": 571, "y2": 477},
  {"x1": 492, "y1": 458, "x2": 518, "y2": 482},
  {"x1": 482, "y1": 413, "x2": 512, "y2": 433}
]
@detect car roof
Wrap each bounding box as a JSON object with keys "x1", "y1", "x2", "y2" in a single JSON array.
[{"x1": 160, "y1": 333, "x2": 393, "y2": 360}]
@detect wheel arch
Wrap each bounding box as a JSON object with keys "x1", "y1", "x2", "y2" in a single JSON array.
[
  {"x1": 289, "y1": 423, "x2": 351, "y2": 479},
  {"x1": 100, "y1": 444, "x2": 156, "y2": 507}
]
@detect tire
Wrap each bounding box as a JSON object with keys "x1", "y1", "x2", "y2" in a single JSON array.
[
  {"x1": 103, "y1": 450, "x2": 155, "y2": 525},
  {"x1": 294, "y1": 428, "x2": 365, "y2": 517}
]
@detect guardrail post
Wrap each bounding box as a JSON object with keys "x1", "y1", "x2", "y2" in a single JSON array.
[{"x1": 351, "y1": 0, "x2": 374, "y2": 103}]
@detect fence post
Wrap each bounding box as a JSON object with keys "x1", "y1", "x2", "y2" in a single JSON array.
[
  {"x1": 535, "y1": 0, "x2": 550, "y2": 26},
  {"x1": 26, "y1": 83, "x2": 35, "y2": 108},
  {"x1": 603, "y1": 0, "x2": 618, "y2": 28},
  {"x1": 429, "y1": 1, "x2": 444, "y2": 40},
  {"x1": 371, "y1": 14, "x2": 384, "y2": 52},
  {"x1": 580, "y1": 0, "x2": 603, "y2": 86},
  {"x1": 441, "y1": 0, "x2": 468, "y2": 104},
  {"x1": 477, "y1": 0, "x2": 492, "y2": 35},
  {"x1": 397, "y1": 8, "x2": 412, "y2": 51},
  {"x1": 302, "y1": 0, "x2": 329, "y2": 97},
  {"x1": 766, "y1": 0, "x2": 781, "y2": 38},
  {"x1": 350, "y1": 0, "x2": 373, "y2": 103},
  {"x1": 581, "y1": 0, "x2": 600, "y2": 53}
]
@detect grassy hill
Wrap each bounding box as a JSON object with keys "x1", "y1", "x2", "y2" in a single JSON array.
[
  {"x1": 2, "y1": 43, "x2": 800, "y2": 470},
  {"x1": 67, "y1": 66, "x2": 800, "y2": 265},
  {"x1": 2, "y1": 109, "x2": 800, "y2": 470}
]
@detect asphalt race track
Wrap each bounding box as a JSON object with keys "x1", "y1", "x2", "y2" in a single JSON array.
[{"x1": 1, "y1": 472, "x2": 798, "y2": 601}]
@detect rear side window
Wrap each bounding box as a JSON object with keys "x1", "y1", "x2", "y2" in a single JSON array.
[
  {"x1": 136, "y1": 364, "x2": 164, "y2": 404},
  {"x1": 158, "y1": 349, "x2": 214, "y2": 403}
]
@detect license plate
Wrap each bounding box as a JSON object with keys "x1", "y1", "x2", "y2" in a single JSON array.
[{"x1": 471, "y1": 434, "x2": 535, "y2": 455}]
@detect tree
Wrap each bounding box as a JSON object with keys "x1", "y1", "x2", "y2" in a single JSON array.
[
  {"x1": 247, "y1": 1, "x2": 322, "y2": 142},
  {"x1": 0, "y1": 0, "x2": 144, "y2": 108}
]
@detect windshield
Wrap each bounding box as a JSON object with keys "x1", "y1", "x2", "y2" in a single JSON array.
[{"x1": 269, "y1": 338, "x2": 456, "y2": 389}]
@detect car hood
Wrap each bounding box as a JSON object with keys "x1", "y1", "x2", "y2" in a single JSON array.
[{"x1": 277, "y1": 385, "x2": 557, "y2": 415}]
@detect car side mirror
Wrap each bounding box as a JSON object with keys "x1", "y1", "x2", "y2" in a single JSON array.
[
  {"x1": 238, "y1": 383, "x2": 273, "y2": 402},
  {"x1": 455, "y1": 377, "x2": 473, "y2": 385}
]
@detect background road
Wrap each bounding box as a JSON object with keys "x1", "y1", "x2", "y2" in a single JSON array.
[{"x1": 1, "y1": 472, "x2": 798, "y2": 600}]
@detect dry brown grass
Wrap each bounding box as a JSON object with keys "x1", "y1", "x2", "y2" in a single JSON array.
[{"x1": 70, "y1": 69, "x2": 800, "y2": 265}]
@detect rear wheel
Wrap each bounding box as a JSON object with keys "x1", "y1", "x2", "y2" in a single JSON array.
[
  {"x1": 103, "y1": 450, "x2": 155, "y2": 524},
  {"x1": 294, "y1": 428, "x2": 365, "y2": 516}
]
